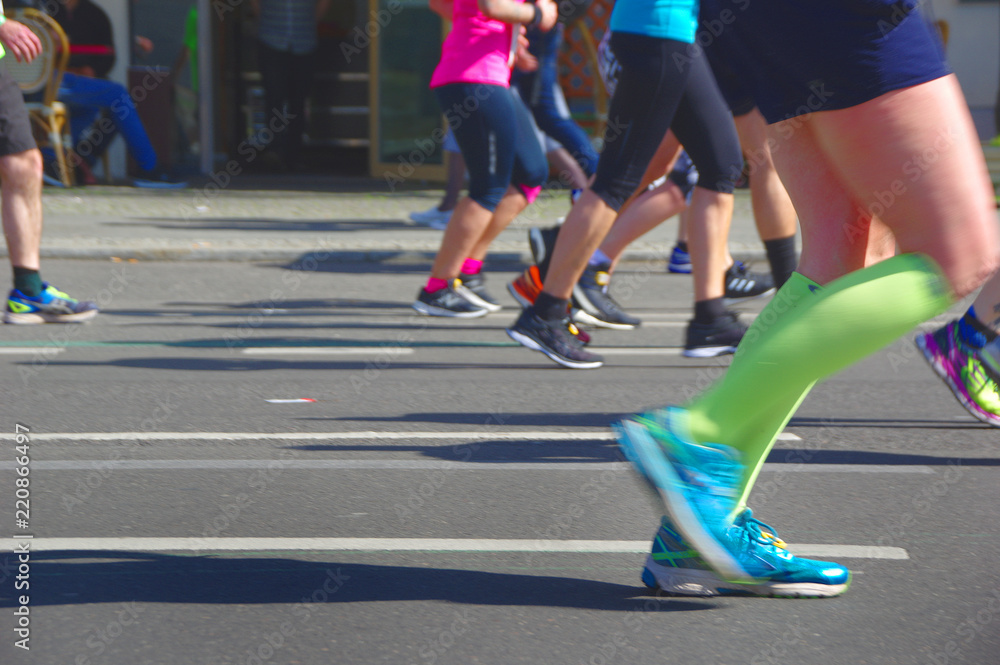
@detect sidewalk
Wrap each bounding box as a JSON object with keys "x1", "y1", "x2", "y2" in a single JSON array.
[{"x1": 18, "y1": 176, "x2": 780, "y2": 265}]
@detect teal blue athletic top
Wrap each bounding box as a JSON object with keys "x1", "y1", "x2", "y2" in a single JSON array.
[{"x1": 609, "y1": 0, "x2": 699, "y2": 44}]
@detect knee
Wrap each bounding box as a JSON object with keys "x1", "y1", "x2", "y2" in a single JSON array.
[
  {"x1": 0, "y1": 149, "x2": 43, "y2": 185},
  {"x1": 693, "y1": 155, "x2": 742, "y2": 194}
]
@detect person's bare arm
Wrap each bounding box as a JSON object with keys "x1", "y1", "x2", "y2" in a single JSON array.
[{"x1": 479, "y1": 0, "x2": 557, "y2": 30}]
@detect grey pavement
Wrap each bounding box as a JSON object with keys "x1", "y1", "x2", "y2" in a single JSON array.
[{"x1": 14, "y1": 176, "x2": 780, "y2": 264}]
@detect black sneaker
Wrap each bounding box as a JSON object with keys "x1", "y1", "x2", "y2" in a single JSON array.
[
  {"x1": 528, "y1": 225, "x2": 561, "y2": 281},
  {"x1": 571, "y1": 263, "x2": 642, "y2": 330},
  {"x1": 507, "y1": 307, "x2": 604, "y2": 369},
  {"x1": 724, "y1": 261, "x2": 775, "y2": 304},
  {"x1": 683, "y1": 311, "x2": 748, "y2": 358},
  {"x1": 412, "y1": 281, "x2": 488, "y2": 318},
  {"x1": 457, "y1": 272, "x2": 502, "y2": 312}
]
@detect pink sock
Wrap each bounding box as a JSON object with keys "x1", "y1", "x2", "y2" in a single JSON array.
[
  {"x1": 461, "y1": 258, "x2": 483, "y2": 275},
  {"x1": 425, "y1": 277, "x2": 449, "y2": 293},
  {"x1": 519, "y1": 184, "x2": 542, "y2": 204}
]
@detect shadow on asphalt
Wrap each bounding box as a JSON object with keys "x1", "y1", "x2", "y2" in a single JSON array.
[
  {"x1": 0, "y1": 553, "x2": 716, "y2": 612},
  {"x1": 287, "y1": 441, "x2": 624, "y2": 464},
  {"x1": 788, "y1": 416, "x2": 992, "y2": 430}
]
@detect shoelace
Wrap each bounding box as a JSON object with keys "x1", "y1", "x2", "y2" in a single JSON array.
[{"x1": 739, "y1": 511, "x2": 788, "y2": 551}]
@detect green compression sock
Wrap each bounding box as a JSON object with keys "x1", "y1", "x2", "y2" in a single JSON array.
[{"x1": 685, "y1": 254, "x2": 954, "y2": 510}]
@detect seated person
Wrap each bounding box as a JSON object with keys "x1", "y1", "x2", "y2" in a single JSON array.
[{"x1": 47, "y1": 0, "x2": 169, "y2": 183}]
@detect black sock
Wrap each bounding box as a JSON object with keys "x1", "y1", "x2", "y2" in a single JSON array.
[
  {"x1": 676, "y1": 240, "x2": 688, "y2": 253},
  {"x1": 13, "y1": 267, "x2": 43, "y2": 297},
  {"x1": 534, "y1": 291, "x2": 570, "y2": 322},
  {"x1": 764, "y1": 235, "x2": 798, "y2": 288},
  {"x1": 693, "y1": 297, "x2": 727, "y2": 324}
]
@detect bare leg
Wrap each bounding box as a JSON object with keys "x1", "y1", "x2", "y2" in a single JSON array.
[
  {"x1": 429, "y1": 196, "x2": 493, "y2": 280},
  {"x1": 468, "y1": 186, "x2": 529, "y2": 261},
  {"x1": 686, "y1": 188, "x2": 734, "y2": 301},
  {"x1": 972, "y1": 271, "x2": 1000, "y2": 333},
  {"x1": 600, "y1": 179, "x2": 687, "y2": 271},
  {"x1": 805, "y1": 75, "x2": 999, "y2": 296},
  {"x1": 541, "y1": 189, "x2": 619, "y2": 299},
  {"x1": 735, "y1": 109, "x2": 797, "y2": 242},
  {"x1": 0, "y1": 149, "x2": 44, "y2": 271}
]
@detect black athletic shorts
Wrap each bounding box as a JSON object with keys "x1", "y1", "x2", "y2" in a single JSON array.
[
  {"x1": 0, "y1": 60, "x2": 36, "y2": 157},
  {"x1": 700, "y1": 0, "x2": 950, "y2": 124}
]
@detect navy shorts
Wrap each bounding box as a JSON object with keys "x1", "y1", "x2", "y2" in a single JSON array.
[
  {"x1": 434, "y1": 83, "x2": 547, "y2": 212},
  {"x1": 700, "y1": 0, "x2": 950, "y2": 124},
  {"x1": 703, "y1": 34, "x2": 755, "y2": 118}
]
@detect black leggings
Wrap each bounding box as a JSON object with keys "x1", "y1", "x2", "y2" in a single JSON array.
[{"x1": 592, "y1": 32, "x2": 741, "y2": 211}]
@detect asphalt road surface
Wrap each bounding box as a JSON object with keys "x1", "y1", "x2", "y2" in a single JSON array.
[{"x1": 1, "y1": 258, "x2": 998, "y2": 665}]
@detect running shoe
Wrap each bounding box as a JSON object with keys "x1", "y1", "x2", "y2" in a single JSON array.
[
  {"x1": 457, "y1": 272, "x2": 502, "y2": 312},
  {"x1": 506, "y1": 307, "x2": 604, "y2": 369},
  {"x1": 683, "y1": 311, "x2": 747, "y2": 358},
  {"x1": 572, "y1": 263, "x2": 642, "y2": 330},
  {"x1": 412, "y1": 281, "x2": 488, "y2": 318},
  {"x1": 667, "y1": 244, "x2": 692, "y2": 274},
  {"x1": 641, "y1": 511, "x2": 851, "y2": 598},
  {"x1": 4, "y1": 284, "x2": 99, "y2": 324},
  {"x1": 616, "y1": 408, "x2": 851, "y2": 594},
  {"x1": 528, "y1": 225, "x2": 560, "y2": 280},
  {"x1": 507, "y1": 265, "x2": 544, "y2": 309},
  {"x1": 614, "y1": 410, "x2": 747, "y2": 582},
  {"x1": 916, "y1": 320, "x2": 1000, "y2": 427},
  {"x1": 724, "y1": 261, "x2": 775, "y2": 303},
  {"x1": 409, "y1": 206, "x2": 452, "y2": 229}
]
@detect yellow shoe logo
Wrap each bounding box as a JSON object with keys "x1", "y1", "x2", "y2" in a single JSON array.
[{"x1": 8, "y1": 301, "x2": 31, "y2": 313}]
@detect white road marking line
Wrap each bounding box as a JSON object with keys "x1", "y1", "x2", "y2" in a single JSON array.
[
  {"x1": 2, "y1": 537, "x2": 908, "y2": 559},
  {"x1": 640, "y1": 322, "x2": 687, "y2": 328},
  {"x1": 28, "y1": 431, "x2": 801, "y2": 442},
  {"x1": 0, "y1": 347, "x2": 65, "y2": 355},
  {"x1": 241, "y1": 347, "x2": 415, "y2": 355},
  {"x1": 0, "y1": 460, "x2": 928, "y2": 473}
]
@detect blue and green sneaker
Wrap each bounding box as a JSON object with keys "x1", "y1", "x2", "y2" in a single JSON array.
[
  {"x1": 616, "y1": 407, "x2": 851, "y2": 593},
  {"x1": 4, "y1": 284, "x2": 99, "y2": 324},
  {"x1": 614, "y1": 408, "x2": 748, "y2": 582},
  {"x1": 642, "y1": 510, "x2": 851, "y2": 598}
]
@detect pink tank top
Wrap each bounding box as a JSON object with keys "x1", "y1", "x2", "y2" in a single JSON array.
[{"x1": 430, "y1": 0, "x2": 521, "y2": 88}]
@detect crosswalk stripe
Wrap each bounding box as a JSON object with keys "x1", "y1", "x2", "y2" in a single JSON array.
[{"x1": 2, "y1": 537, "x2": 909, "y2": 559}]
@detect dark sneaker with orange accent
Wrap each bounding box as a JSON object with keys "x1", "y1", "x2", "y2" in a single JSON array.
[
  {"x1": 507, "y1": 265, "x2": 544, "y2": 308},
  {"x1": 507, "y1": 307, "x2": 604, "y2": 369}
]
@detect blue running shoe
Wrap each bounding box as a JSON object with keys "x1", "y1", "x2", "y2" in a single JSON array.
[
  {"x1": 614, "y1": 409, "x2": 748, "y2": 582},
  {"x1": 641, "y1": 511, "x2": 850, "y2": 597},
  {"x1": 4, "y1": 284, "x2": 99, "y2": 324},
  {"x1": 667, "y1": 244, "x2": 692, "y2": 274}
]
